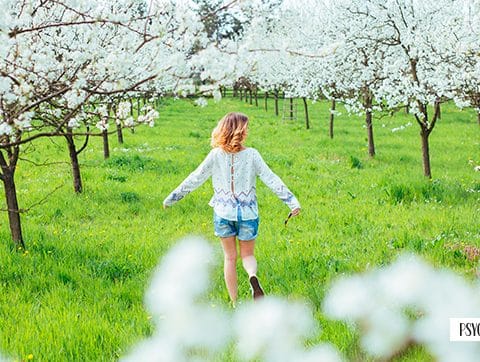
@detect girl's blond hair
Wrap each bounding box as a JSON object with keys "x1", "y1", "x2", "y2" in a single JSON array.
[{"x1": 211, "y1": 112, "x2": 249, "y2": 153}]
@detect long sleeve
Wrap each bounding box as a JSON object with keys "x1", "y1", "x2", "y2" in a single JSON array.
[
  {"x1": 163, "y1": 150, "x2": 215, "y2": 207},
  {"x1": 253, "y1": 150, "x2": 301, "y2": 210}
]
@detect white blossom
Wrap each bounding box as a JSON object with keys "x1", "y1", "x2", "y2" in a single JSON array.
[
  {"x1": 194, "y1": 97, "x2": 208, "y2": 107},
  {"x1": 116, "y1": 101, "x2": 131, "y2": 119},
  {"x1": 122, "y1": 237, "x2": 231, "y2": 362},
  {"x1": 0, "y1": 123, "x2": 13, "y2": 136},
  {"x1": 323, "y1": 254, "x2": 480, "y2": 360}
]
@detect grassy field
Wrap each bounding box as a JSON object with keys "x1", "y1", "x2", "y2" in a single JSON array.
[{"x1": 0, "y1": 96, "x2": 478, "y2": 361}]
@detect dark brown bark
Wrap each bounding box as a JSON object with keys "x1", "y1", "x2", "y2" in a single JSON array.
[
  {"x1": 420, "y1": 127, "x2": 431, "y2": 178},
  {"x1": 364, "y1": 92, "x2": 375, "y2": 157},
  {"x1": 289, "y1": 98, "x2": 294, "y2": 119},
  {"x1": 409, "y1": 59, "x2": 440, "y2": 178},
  {"x1": 102, "y1": 129, "x2": 110, "y2": 159},
  {"x1": 414, "y1": 102, "x2": 440, "y2": 179},
  {"x1": 274, "y1": 89, "x2": 279, "y2": 116},
  {"x1": 329, "y1": 98, "x2": 336, "y2": 139},
  {"x1": 0, "y1": 151, "x2": 24, "y2": 248},
  {"x1": 137, "y1": 97, "x2": 141, "y2": 114},
  {"x1": 117, "y1": 123, "x2": 124, "y2": 144},
  {"x1": 366, "y1": 109, "x2": 375, "y2": 157},
  {"x1": 264, "y1": 92, "x2": 268, "y2": 111},
  {"x1": 254, "y1": 90, "x2": 258, "y2": 107},
  {"x1": 249, "y1": 90, "x2": 252, "y2": 105},
  {"x1": 65, "y1": 132, "x2": 83, "y2": 193},
  {"x1": 240, "y1": 89, "x2": 243, "y2": 101},
  {"x1": 3, "y1": 170, "x2": 24, "y2": 248},
  {"x1": 302, "y1": 97, "x2": 310, "y2": 129},
  {"x1": 129, "y1": 98, "x2": 134, "y2": 116}
]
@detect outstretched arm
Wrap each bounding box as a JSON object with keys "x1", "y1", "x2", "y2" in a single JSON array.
[
  {"x1": 163, "y1": 150, "x2": 215, "y2": 207},
  {"x1": 253, "y1": 150, "x2": 301, "y2": 211}
]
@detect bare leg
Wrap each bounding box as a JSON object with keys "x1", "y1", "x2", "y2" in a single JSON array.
[
  {"x1": 220, "y1": 236, "x2": 238, "y2": 303},
  {"x1": 239, "y1": 239, "x2": 257, "y2": 277},
  {"x1": 240, "y1": 239, "x2": 264, "y2": 300}
]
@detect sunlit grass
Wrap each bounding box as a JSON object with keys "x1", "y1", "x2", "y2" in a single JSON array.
[{"x1": 0, "y1": 96, "x2": 478, "y2": 361}]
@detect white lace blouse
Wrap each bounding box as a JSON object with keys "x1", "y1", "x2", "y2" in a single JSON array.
[{"x1": 163, "y1": 147, "x2": 300, "y2": 221}]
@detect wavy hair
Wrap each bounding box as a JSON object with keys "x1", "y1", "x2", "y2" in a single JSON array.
[{"x1": 211, "y1": 112, "x2": 249, "y2": 153}]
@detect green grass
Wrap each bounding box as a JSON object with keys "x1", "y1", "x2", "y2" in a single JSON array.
[{"x1": 0, "y1": 96, "x2": 479, "y2": 361}]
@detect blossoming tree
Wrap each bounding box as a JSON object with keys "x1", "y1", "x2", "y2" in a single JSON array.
[{"x1": 0, "y1": 0, "x2": 208, "y2": 247}]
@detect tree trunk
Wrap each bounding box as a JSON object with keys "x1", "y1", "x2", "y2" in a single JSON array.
[
  {"x1": 254, "y1": 90, "x2": 258, "y2": 107},
  {"x1": 366, "y1": 110, "x2": 375, "y2": 157},
  {"x1": 249, "y1": 90, "x2": 252, "y2": 105},
  {"x1": 102, "y1": 129, "x2": 110, "y2": 159},
  {"x1": 329, "y1": 98, "x2": 336, "y2": 139},
  {"x1": 137, "y1": 98, "x2": 141, "y2": 115},
  {"x1": 478, "y1": 111, "x2": 480, "y2": 126},
  {"x1": 2, "y1": 168, "x2": 24, "y2": 248},
  {"x1": 65, "y1": 133, "x2": 83, "y2": 193},
  {"x1": 240, "y1": 89, "x2": 243, "y2": 101},
  {"x1": 129, "y1": 98, "x2": 134, "y2": 116},
  {"x1": 274, "y1": 90, "x2": 279, "y2": 116},
  {"x1": 302, "y1": 97, "x2": 310, "y2": 129},
  {"x1": 289, "y1": 98, "x2": 294, "y2": 119},
  {"x1": 363, "y1": 88, "x2": 376, "y2": 157},
  {"x1": 420, "y1": 128, "x2": 432, "y2": 178},
  {"x1": 264, "y1": 92, "x2": 268, "y2": 111},
  {"x1": 117, "y1": 123, "x2": 124, "y2": 144}
]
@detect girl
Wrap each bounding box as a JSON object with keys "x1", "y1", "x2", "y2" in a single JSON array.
[{"x1": 163, "y1": 112, "x2": 300, "y2": 304}]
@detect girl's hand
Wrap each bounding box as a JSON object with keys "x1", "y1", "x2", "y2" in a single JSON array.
[
  {"x1": 291, "y1": 208, "x2": 301, "y2": 216},
  {"x1": 285, "y1": 208, "x2": 300, "y2": 226},
  {"x1": 163, "y1": 204, "x2": 169, "y2": 209}
]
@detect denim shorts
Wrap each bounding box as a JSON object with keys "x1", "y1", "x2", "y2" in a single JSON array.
[{"x1": 213, "y1": 208, "x2": 259, "y2": 241}]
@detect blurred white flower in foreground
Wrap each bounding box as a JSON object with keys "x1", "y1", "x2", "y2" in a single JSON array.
[
  {"x1": 121, "y1": 237, "x2": 231, "y2": 362},
  {"x1": 122, "y1": 237, "x2": 342, "y2": 362},
  {"x1": 122, "y1": 238, "x2": 480, "y2": 362},
  {"x1": 323, "y1": 254, "x2": 480, "y2": 361},
  {"x1": 234, "y1": 298, "x2": 341, "y2": 362}
]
